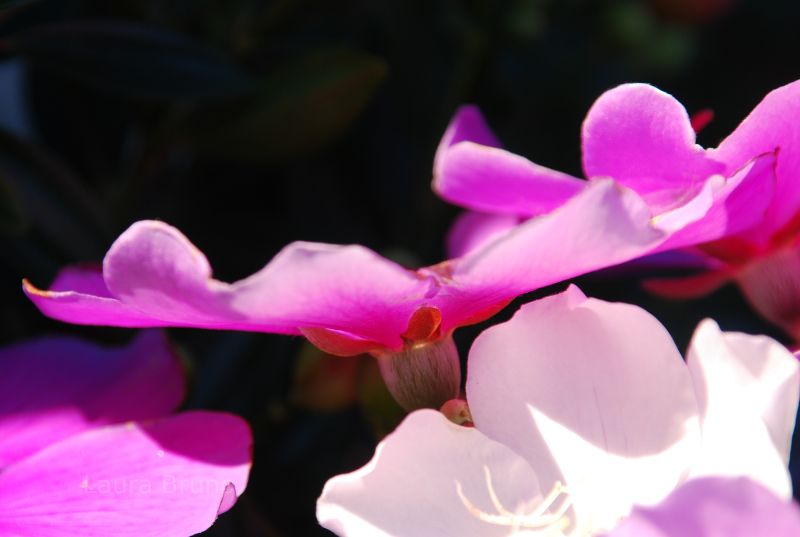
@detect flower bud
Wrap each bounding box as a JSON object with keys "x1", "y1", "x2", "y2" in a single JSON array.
[{"x1": 373, "y1": 336, "x2": 460, "y2": 411}]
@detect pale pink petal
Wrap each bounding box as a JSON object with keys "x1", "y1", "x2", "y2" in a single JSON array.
[
  {"x1": 0, "y1": 411, "x2": 252, "y2": 537},
  {"x1": 647, "y1": 174, "x2": 721, "y2": 235},
  {"x1": 317, "y1": 409, "x2": 555, "y2": 537},
  {"x1": 434, "y1": 142, "x2": 585, "y2": 216},
  {"x1": 0, "y1": 331, "x2": 184, "y2": 468},
  {"x1": 432, "y1": 180, "x2": 672, "y2": 332},
  {"x1": 28, "y1": 221, "x2": 432, "y2": 351},
  {"x1": 466, "y1": 286, "x2": 701, "y2": 530},
  {"x1": 605, "y1": 477, "x2": 800, "y2": 537},
  {"x1": 686, "y1": 320, "x2": 799, "y2": 498},
  {"x1": 582, "y1": 83, "x2": 724, "y2": 214},
  {"x1": 446, "y1": 211, "x2": 520, "y2": 258},
  {"x1": 712, "y1": 79, "x2": 800, "y2": 240}
]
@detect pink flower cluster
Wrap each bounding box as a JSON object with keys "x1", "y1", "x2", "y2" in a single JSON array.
[{"x1": 14, "y1": 79, "x2": 800, "y2": 535}]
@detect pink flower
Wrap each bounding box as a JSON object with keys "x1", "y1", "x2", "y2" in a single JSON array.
[
  {"x1": 317, "y1": 286, "x2": 799, "y2": 536},
  {"x1": 0, "y1": 331, "x2": 252, "y2": 536},
  {"x1": 24, "y1": 179, "x2": 683, "y2": 410},
  {"x1": 435, "y1": 82, "x2": 800, "y2": 340},
  {"x1": 435, "y1": 95, "x2": 772, "y2": 257}
]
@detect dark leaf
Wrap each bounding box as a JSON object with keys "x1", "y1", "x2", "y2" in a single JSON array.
[
  {"x1": 9, "y1": 20, "x2": 254, "y2": 99},
  {"x1": 0, "y1": 128, "x2": 109, "y2": 259},
  {"x1": 0, "y1": 0, "x2": 38, "y2": 13},
  {"x1": 201, "y1": 48, "x2": 388, "y2": 161},
  {"x1": 0, "y1": 172, "x2": 27, "y2": 235}
]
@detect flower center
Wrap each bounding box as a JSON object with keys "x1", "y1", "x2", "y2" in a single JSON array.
[{"x1": 455, "y1": 466, "x2": 573, "y2": 535}]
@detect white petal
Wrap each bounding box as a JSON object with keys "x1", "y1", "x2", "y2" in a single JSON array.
[
  {"x1": 686, "y1": 319, "x2": 799, "y2": 498},
  {"x1": 466, "y1": 286, "x2": 701, "y2": 531},
  {"x1": 317, "y1": 410, "x2": 557, "y2": 537}
]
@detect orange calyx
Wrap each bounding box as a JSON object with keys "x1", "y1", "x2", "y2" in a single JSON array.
[{"x1": 401, "y1": 306, "x2": 442, "y2": 343}]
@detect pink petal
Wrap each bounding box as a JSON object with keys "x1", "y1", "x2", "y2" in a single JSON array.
[
  {"x1": 686, "y1": 320, "x2": 799, "y2": 498},
  {"x1": 445, "y1": 211, "x2": 520, "y2": 258},
  {"x1": 317, "y1": 409, "x2": 552, "y2": 537},
  {"x1": 433, "y1": 180, "x2": 672, "y2": 332},
  {"x1": 0, "y1": 411, "x2": 252, "y2": 537},
  {"x1": 27, "y1": 221, "x2": 432, "y2": 351},
  {"x1": 655, "y1": 152, "x2": 777, "y2": 251},
  {"x1": 23, "y1": 268, "x2": 172, "y2": 328},
  {"x1": 434, "y1": 142, "x2": 585, "y2": 216},
  {"x1": 433, "y1": 105, "x2": 501, "y2": 176},
  {"x1": 466, "y1": 286, "x2": 700, "y2": 529},
  {"x1": 227, "y1": 240, "x2": 428, "y2": 349},
  {"x1": 734, "y1": 242, "x2": 800, "y2": 340},
  {"x1": 582, "y1": 83, "x2": 725, "y2": 214},
  {"x1": 711, "y1": 79, "x2": 800, "y2": 241},
  {"x1": 606, "y1": 477, "x2": 800, "y2": 537},
  {"x1": 0, "y1": 331, "x2": 184, "y2": 468},
  {"x1": 433, "y1": 105, "x2": 585, "y2": 216}
]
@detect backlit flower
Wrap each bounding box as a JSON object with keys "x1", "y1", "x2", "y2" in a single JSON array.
[{"x1": 317, "y1": 287, "x2": 799, "y2": 536}]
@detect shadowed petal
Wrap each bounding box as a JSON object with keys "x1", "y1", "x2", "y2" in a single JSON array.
[
  {"x1": 317, "y1": 409, "x2": 553, "y2": 537},
  {"x1": 0, "y1": 331, "x2": 184, "y2": 468},
  {"x1": 605, "y1": 477, "x2": 800, "y2": 537},
  {"x1": 735, "y1": 242, "x2": 800, "y2": 340},
  {"x1": 0, "y1": 411, "x2": 252, "y2": 537},
  {"x1": 686, "y1": 320, "x2": 799, "y2": 498},
  {"x1": 445, "y1": 211, "x2": 520, "y2": 259},
  {"x1": 466, "y1": 286, "x2": 701, "y2": 530},
  {"x1": 642, "y1": 269, "x2": 733, "y2": 300}
]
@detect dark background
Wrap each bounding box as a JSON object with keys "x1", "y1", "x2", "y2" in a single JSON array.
[{"x1": 0, "y1": 0, "x2": 798, "y2": 535}]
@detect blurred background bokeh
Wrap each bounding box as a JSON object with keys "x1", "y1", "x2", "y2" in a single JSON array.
[{"x1": 1, "y1": 0, "x2": 798, "y2": 534}]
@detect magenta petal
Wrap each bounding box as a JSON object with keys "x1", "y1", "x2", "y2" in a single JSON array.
[
  {"x1": 28, "y1": 221, "x2": 431, "y2": 350},
  {"x1": 0, "y1": 331, "x2": 184, "y2": 468},
  {"x1": 0, "y1": 411, "x2": 252, "y2": 537},
  {"x1": 712, "y1": 79, "x2": 800, "y2": 239},
  {"x1": 445, "y1": 211, "x2": 520, "y2": 258},
  {"x1": 227, "y1": 240, "x2": 429, "y2": 349},
  {"x1": 656, "y1": 152, "x2": 777, "y2": 251},
  {"x1": 23, "y1": 267, "x2": 173, "y2": 328},
  {"x1": 434, "y1": 105, "x2": 501, "y2": 163},
  {"x1": 435, "y1": 180, "x2": 667, "y2": 332},
  {"x1": 434, "y1": 142, "x2": 585, "y2": 216},
  {"x1": 605, "y1": 477, "x2": 800, "y2": 537},
  {"x1": 582, "y1": 83, "x2": 725, "y2": 213}
]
